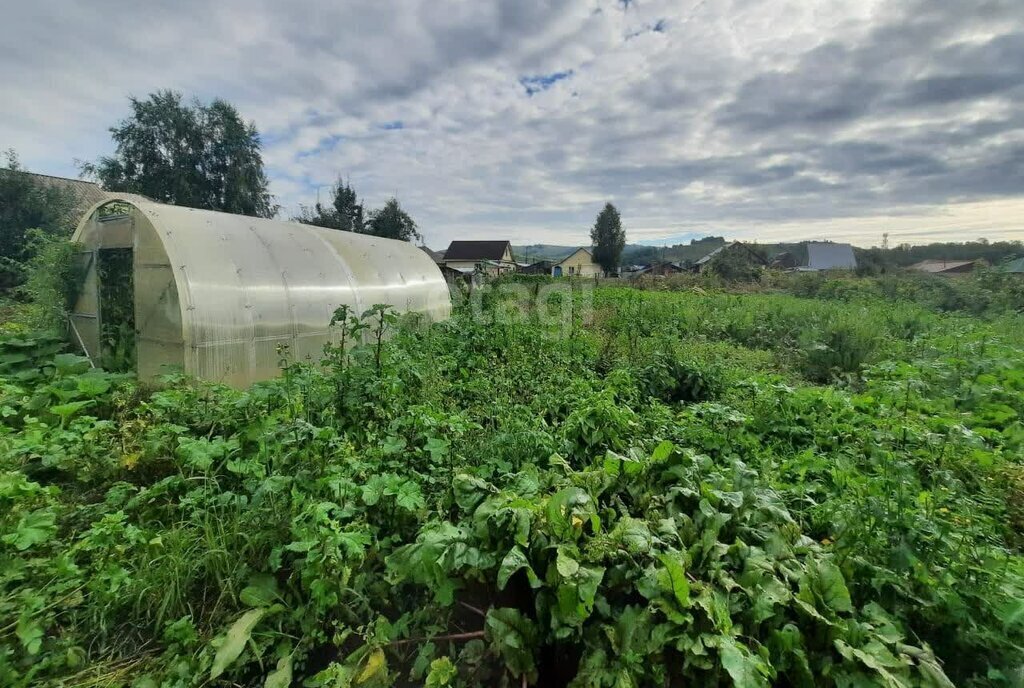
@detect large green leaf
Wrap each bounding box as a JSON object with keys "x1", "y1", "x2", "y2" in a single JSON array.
[
  {"x1": 498, "y1": 546, "x2": 539, "y2": 590},
  {"x1": 556, "y1": 547, "x2": 581, "y2": 577},
  {"x1": 53, "y1": 353, "x2": 91, "y2": 375},
  {"x1": 545, "y1": 487, "x2": 592, "y2": 539},
  {"x1": 76, "y1": 373, "x2": 111, "y2": 397},
  {"x1": 395, "y1": 480, "x2": 426, "y2": 511},
  {"x1": 3, "y1": 508, "x2": 57, "y2": 550},
  {"x1": 264, "y1": 654, "x2": 292, "y2": 688},
  {"x1": 210, "y1": 608, "x2": 266, "y2": 679},
  {"x1": 240, "y1": 573, "x2": 279, "y2": 608},
  {"x1": 485, "y1": 608, "x2": 538, "y2": 680},
  {"x1": 658, "y1": 554, "x2": 690, "y2": 609},
  {"x1": 719, "y1": 636, "x2": 770, "y2": 688},
  {"x1": 16, "y1": 614, "x2": 44, "y2": 655},
  {"x1": 49, "y1": 400, "x2": 94, "y2": 420},
  {"x1": 802, "y1": 561, "x2": 852, "y2": 614}
]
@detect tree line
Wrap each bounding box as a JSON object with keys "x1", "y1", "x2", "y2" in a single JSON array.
[
  {"x1": 5, "y1": 87, "x2": 628, "y2": 288},
  {"x1": 1, "y1": 89, "x2": 424, "y2": 288},
  {"x1": 295, "y1": 178, "x2": 420, "y2": 242}
]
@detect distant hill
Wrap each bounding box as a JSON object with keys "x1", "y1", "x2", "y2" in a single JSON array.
[
  {"x1": 512, "y1": 244, "x2": 580, "y2": 263},
  {"x1": 513, "y1": 237, "x2": 732, "y2": 266},
  {"x1": 623, "y1": 236, "x2": 727, "y2": 266},
  {"x1": 513, "y1": 237, "x2": 1023, "y2": 269}
]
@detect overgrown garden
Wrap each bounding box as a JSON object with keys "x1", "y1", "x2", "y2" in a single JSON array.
[{"x1": 2, "y1": 280, "x2": 1024, "y2": 686}]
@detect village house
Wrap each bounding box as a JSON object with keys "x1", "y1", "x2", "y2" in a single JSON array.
[
  {"x1": 909, "y1": 259, "x2": 983, "y2": 275},
  {"x1": 551, "y1": 247, "x2": 603, "y2": 277},
  {"x1": 519, "y1": 259, "x2": 554, "y2": 275},
  {"x1": 442, "y1": 240, "x2": 517, "y2": 276},
  {"x1": 795, "y1": 242, "x2": 858, "y2": 271},
  {"x1": 634, "y1": 261, "x2": 685, "y2": 277}
]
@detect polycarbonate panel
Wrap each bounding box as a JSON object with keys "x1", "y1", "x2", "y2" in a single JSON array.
[
  {"x1": 98, "y1": 216, "x2": 133, "y2": 249},
  {"x1": 148, "y1": 206, "x2": 362, "y2": 385},
  {"x1": 134, "y1": 266, "x2": 180, "y2": 342},
  {"x1": 317, "y1": 228, "x2": 452, "y2": 322},
  {"x1": 136, "y1": 338, "x2": 184, "y2": 381},
  {"x1": 71, "y1": 197, "x2": 450, "y2": 386},
  {"x1": 190, "y1": 341, "x2": 252, "y2": 388},
  {"x1": 137, "y1": 200, "x2": 448, "y2": 385},
  {"x1": 133, "y1": 217, "x2": 182, "y2": 345}
]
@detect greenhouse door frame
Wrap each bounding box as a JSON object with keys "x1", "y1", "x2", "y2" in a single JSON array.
[{"x1": 70, "y1": 249, "x2": 100, "y2": 367}]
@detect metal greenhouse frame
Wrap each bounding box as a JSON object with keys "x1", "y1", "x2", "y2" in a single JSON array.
[{"x1": 69, "y1": 197, "x2": 451, "y2": 387}]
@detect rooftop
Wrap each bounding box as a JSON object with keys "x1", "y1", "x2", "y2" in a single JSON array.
[
  {"x1": 806, "y1": 242, "x2": 857, "y2": 270},
  {"x1": 443, "y1": 240, "x2": 512, "y2": 261},
  {"x1": 909, "y1": 259, "x2": 979, "y2": 273},
  {"x1": 17, "y1": 171, "x2": 110, "y2": 212}
]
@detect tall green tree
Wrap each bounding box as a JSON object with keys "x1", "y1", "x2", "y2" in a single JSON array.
[
  {"x1": 84, "y1": 91, "x2": 277, "y2": 218},
  {"x1": 295, "y1": 177, "x2": 364, "y2": 232},
  {"x1": 590, "y1": 202, "x2": 626, "y2": 275},
  {"x1": 0, "y1": 150, "x2": 78, "y2": 289},
  {"x1": 366, "y1": 197, "x2": 421, "y2": 242}
]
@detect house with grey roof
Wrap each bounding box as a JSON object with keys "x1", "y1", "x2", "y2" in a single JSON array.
[
  {"x1": 795, "y1": 242, "x2": 857, "y2": 271},
  {"x1": 909, "y1": 259, "x2": 981, "y2": 275},
  {"x1": 999, "y1": 257, "x2": 1024, "y2": 274},
  {"x1": 442, "y1": 240, "x2": 517, "y2": 276}
]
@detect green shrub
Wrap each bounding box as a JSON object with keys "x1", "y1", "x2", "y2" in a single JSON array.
[
  {"x1": 18, "y1": 231, "x2": 82, "y2": 333},
  {"x1": 635, "y1": 349, "x2": 724, "y2": 404},
  {"x1": 799, "y1": 312, "x2": 880, "y2": 382}
]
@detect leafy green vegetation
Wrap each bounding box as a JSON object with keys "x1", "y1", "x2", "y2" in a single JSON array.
[
  {"x1": 81, "y1": 90, "x2": 277, "y2": 218},
  {"x1": 636, "y1": 269, "x2": 1024, "y2": 318},
  {"x1": 590, "y1": 203, "x2": 626, "y2": 276},
  {"x1": 2, "y1": 285, "x2": 1023, "y2": 686},
  {"x1": 96, "y1": 248, "x2": 136, "y2": 372},
  {"x1": 0, "y1": 151, "x2": 80, "y2": 291}
]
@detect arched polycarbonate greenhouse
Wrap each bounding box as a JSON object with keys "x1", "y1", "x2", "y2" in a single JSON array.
[{"x1": 69, "y1": 197, "x2": 451, "y2": 387}]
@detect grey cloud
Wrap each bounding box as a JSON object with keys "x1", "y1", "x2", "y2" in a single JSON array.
[
  {"x1": 811, "y1": 143, "x2": 948, "y2": 178},
  {"x1": 899, "y1": 73, "x2": 1024, "y2": 106},
  {"x1": 717, "y1": 73, "x2": 880, "y2": 132},
  {"x1": 3, "y1": 0, "x2": 1024, "y2": 246}
]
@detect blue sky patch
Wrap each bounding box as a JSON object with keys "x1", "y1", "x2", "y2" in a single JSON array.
[
  {"x1": 519, "y1": 70, "x2": 574, "y2": 96},
  {"x1": 379, "y1": 120, "x2": 404, "y2": 130},
  {"x1": 627, "y1": 18, "x2": 667, "y2": 40},
  {"x1": 297, "y1": 133, "x2": 343, "y2": 159}
]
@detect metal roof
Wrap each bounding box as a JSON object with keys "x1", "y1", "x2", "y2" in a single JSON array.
[
  {"x1": 1001, "y1": 257, "x2": 1024, "y2": 273},
  {"x1": 695, "y1": 242, "x2": 768, "y2": 268},
  {"x1": 909, "y1": 259, "x2": 978, "y2": 273},
  {"x1": 443, "y1": 240, "x2": 512, "y2": 261},
  {"x1": 695, "y1": 243, "x2": 730, "y2": 265},
  {"x1": 806, "y1": 242, "x2": 857, "y2": 270}
]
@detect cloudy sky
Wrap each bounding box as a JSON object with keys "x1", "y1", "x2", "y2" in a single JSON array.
[{"x1": 3, "y1": 0, "x2": 1024, "y2": 248}]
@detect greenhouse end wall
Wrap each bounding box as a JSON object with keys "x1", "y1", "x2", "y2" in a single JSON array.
[{"x1": 70, "y1": 198, "x2": 451, "y2": 387}]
